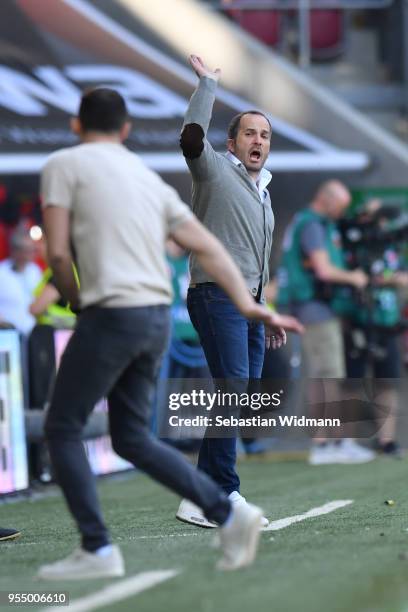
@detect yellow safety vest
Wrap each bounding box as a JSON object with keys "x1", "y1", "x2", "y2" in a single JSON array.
[{"x1": 33, "y1": 268, "x2": 76, "y2": 328}]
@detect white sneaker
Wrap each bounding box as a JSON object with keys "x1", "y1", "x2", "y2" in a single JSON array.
[
  {"x1": 309, "y1": 442, "x2": 341, "y2": 465},
  {"x1": 335, "y1": 439, "x2": 376, "y2": 464},
  {"x1": 309, "y1": 440, "x2": 376, "y2": 465},
  {"x1": 176, "y1": 499, "x2": 217, "y2": 528},
  {"x1": 229, "y1": 491, "x2": 269, "y2": 529},
  {"x1": 38, "y1": 545, "x2": 125, "y2": 580},
  {"x1": 217, "y1": 502, "x2": 263, "y2": 570}
]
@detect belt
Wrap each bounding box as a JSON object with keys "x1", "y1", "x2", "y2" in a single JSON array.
[
  {"x1": 189, "y1": 282, "x2": 262, "y2": 300},
  {"x1": 189, "y1": 282, "x2": 215, "y2": 289}
]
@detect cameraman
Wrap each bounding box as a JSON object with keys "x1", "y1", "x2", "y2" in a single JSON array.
[
  {"x1": 278, "y1": 180, "x2": 373, "y2": 464},
  {"x1": 343, "y1": 198, "x2": 408, "y2": 456}
]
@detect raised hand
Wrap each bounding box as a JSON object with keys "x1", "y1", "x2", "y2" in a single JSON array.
[{"x1": 189, "y1": 54, "x2": 221, "y2": 81}]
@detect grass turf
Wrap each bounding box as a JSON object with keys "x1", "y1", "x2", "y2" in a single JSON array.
[{"x1": 0, "y1": 457, "x2": 407, "y2": 612}]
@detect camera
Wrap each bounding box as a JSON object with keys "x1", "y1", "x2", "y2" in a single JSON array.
[
  {"x1": 339, "y1": 200, "x2": 408, "y2": 262},
  {"x1": 337, "y1": 199, "x2": 408, "y2": 332}
]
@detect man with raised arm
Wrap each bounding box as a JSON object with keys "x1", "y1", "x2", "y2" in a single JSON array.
[{"x1": 176, "y1": 55, "x2": 302, "y2": 528}]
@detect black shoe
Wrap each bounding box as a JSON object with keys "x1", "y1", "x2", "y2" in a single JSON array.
[
  {"x1": 0, "y1": 528, "x2": 21, "y2": 542},
  {"x1": 378, "y1": 441, "x2": 404, "y2": 459}
]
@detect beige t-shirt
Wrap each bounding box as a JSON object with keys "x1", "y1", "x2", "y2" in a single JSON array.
[{"x1": 41, "y1": 142, "x2": 193, "y2": 308}]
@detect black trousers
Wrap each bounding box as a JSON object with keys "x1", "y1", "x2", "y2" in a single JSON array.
[{"x1": 45, "y1": 305, "x2": 230, "y2": 551}]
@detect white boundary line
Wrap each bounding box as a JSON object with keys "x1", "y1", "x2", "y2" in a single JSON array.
[
  {"x1": 130, "y1": 532, "x2": 200, "y2": 540},
  {"x1": 264, "y1": 499, "x2": 354, "y2": 531},
  {"x1": 0, "y1": 533, "x2": 199, "y2": 546},
  {"x1": 42, "y1": 570, "x2": 179, "y2": 612},
  {"x1": 131, "y1": 500, "x2": 354, "y2": 537}
]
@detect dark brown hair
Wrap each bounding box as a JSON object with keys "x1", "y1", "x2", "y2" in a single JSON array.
[{"x1": 227, "y1": 111, "x2": 272, "y2": 141}]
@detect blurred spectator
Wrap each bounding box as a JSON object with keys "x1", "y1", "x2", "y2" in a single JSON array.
[
  {"x1": 342, "y1": 198, "x2": 408, "y2": 457},
  {"x1": 30, "y1": 267, "x2": 76, "y2": 329},
  {"x1": 28, "y1": 264, "x2": 76, "y2": 483},
  {"x1": 166, "y1": 238, "x2": 198, "y2": 344},
  {"x1": 0, "y1": 225, "x2": 42, "y2": 334},
  {"x1": 278, "y1": 180, "x2": 375, "y2": 465},
  {"x1": 262, "y1": 278, "x2": 291, "y2": 379}
]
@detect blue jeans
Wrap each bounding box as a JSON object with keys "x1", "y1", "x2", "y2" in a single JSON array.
[{"x1": 187, "y1": 284, "x2": 265, "y2": 494}]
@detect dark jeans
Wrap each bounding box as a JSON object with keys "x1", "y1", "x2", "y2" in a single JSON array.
[
  {"x1": 187, "y1": 284, "x2": 265, "y2": 495},
  {"x1": 45, "y1": 306, "x2": 230, "y2": 552}
]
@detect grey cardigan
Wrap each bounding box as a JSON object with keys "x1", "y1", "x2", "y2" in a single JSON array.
[{"x1": 180, "y1": 77, "x2": 274, "y2": 296}]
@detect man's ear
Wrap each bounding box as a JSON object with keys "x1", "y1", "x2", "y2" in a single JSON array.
[
  {"x1": 227, "y1": 138, "x2": 235, "y2": 154},
  {"x1": 120, "y1": 121, "x2": 132, "y2": 142},
  {"x1": 70, "y1": 117, "x2": 82, "y2": 135}
]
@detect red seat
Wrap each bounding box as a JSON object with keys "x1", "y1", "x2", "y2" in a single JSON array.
[
  {"x1": 227, "y1": 9, "x2": 282, "y2": 47},
  {"x1": 310, "y1": 10, "x2": 345, "y2": 60},
  {"x1": 0, "y1": 222, "x2": 9, "y2": 260}
]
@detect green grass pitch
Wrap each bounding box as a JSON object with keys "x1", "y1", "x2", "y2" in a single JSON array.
[{"x1": 1, "y1": 456, "x2": 408, "y2": 612}]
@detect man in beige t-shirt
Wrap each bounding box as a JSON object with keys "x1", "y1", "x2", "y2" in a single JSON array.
[{"x1": 38, "y1": 87, "x2": 301, "y2": 580}]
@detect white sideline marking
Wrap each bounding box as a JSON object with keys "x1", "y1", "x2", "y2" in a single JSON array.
[
  {"x1": 132, "y1": 502, "x2": 354, "y2": 537},
  {"x1": 42, "y1": 570, "x2": 179, "y2": 612},
  {"x1": 12, "y1": 533, "x2": 199, "y2": 548},
  {"x1": 131, "y1": 533, "x2": 200, "y2": 540},
  {"x1": 264, "y1": 500, "x2": 354, "y2": 531}
]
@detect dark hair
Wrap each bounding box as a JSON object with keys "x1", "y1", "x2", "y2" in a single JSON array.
[
  {"x1": 78, "y1": 87, "x2": 129, "y2": 133},
  {"x1": 227, "y1": 110, "x2": 272, "y2": 141}
]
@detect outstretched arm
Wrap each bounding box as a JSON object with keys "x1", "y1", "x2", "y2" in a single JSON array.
[{"x1": 180, "y1": 55, "x2": 221, "y2": 161}]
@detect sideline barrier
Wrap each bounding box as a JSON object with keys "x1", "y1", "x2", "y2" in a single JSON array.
[{"x1": 0, "y1": 330, "x2": 29, "y2": 495}]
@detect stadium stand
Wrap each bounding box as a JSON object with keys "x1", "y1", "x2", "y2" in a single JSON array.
[
  {"x1": 309, "y1": 10, "x2": 346, "y2": 61},
  {"x1": 227, "y1": 8, "x2": 283, "y2": 47}
]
